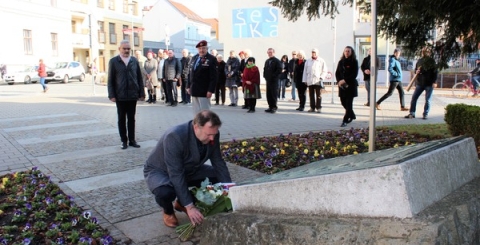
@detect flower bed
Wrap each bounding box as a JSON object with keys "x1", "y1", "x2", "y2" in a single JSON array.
[
  {"x1": 221, "y1": 128, "x2": 446, "y2": 174},
  {"x1": 0, "y1": 167, "x2": 115, "y2": 245}
]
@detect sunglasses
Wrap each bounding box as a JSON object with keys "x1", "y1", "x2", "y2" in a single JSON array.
[
  {"x1": 292, "y1": 53, "x2": 297, "y2": 55},
  {"x1": 122, "y1": 48, "x2": 131, "y2": 50}
]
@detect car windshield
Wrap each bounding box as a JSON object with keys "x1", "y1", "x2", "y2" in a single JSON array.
[
  {"x1": 23, "y1": 66, "x2": 37, "y2": 72},
  {"x1": 55, "y1": 62, "x2": 68, "y2": 69}
]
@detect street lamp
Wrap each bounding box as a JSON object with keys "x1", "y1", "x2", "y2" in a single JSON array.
[
  {"x1": 128, "y1": 1, "x2": 135, "y2": 54},
  {"x1": 165, "y1": 24, "x2": 170, "y2": 51}
]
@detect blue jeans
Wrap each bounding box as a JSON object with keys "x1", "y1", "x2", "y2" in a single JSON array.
[
  {"x1": 290, "y1": 80, "x2": 296, "y2": 100},
  {"x1": 409, "y1": 85, "x2": 433, "y2": 117},
  {"x1": 277, "y1": 79, "x2": 287, "y2": 99},
  {"x1": 364, "y1": 80, "x2": 370, "y2": 104},
  {"x1": 40, "y1": 77, "x2": 47, "y2": 90},
  {"x1": 472, "y1": 75, "x2": 480, "y2": 92}
]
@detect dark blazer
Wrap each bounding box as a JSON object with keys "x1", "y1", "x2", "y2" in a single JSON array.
[
  {"x1": 187, "y1": 53, "x2": 218, "y2": 97},
  {"x1": 263, "y1": 56, "x2": 282, "y2": 82},
  {"x1": 335, "y1": 58, "x2": 359, "y2": 98},
  {"x1": 107, "y1": 55, "x2": 145, "y2": 101},
  {"x1": 143, "y1": 121, "x2": 232, "y2": 206}
]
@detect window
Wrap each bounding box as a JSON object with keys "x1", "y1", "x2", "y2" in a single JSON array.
[
  {"x1": 108, "y1": 0, "x2": 114, "y2": 10},
  {"x1": 23, "y1": 30, "x2": 32, "y2": 55},
  {"x1": 51, "y1": 33, "x2": 58, "y2": 56},
  {"x1": 123, "y1": 0, "x2": 129, "y2": 13},
  {"x1": 98, "y1": 21, "x2": 105, "y2": 43},
  {"x1": 123, "y1": 24, "x2": 130, "y2": 43},
  {"x1": 134, "y1": 28, "x2": 139, "y2": 46},
  {"x1": 97, "y1": 0, "x2": 103, "y2": 8},
  {"x1": 109, "y1": 23, "x2": 116, "y2": 44}
]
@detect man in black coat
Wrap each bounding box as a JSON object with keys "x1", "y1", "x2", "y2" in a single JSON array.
[
  {"x1": 180, "y1": 49, "x2": 192, "y2": 104},
  {"x1": 187, "y1": 40, "x2": 218, "y2": 115},
  {"x1": 108, "y1": 40, "x2": 145, "y2": 149},
  {"x1": 263, "y1": 48, "x2": 282, "y2": 113}
]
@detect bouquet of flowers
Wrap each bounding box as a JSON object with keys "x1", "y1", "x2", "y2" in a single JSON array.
[{"x1": 175, "y1": 178, "x2": 235, "y2": 241}]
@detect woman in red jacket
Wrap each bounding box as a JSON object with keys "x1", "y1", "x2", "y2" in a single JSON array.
[
  {"x1": 37, "y1": 59, "x2": 48, "y2": 92},
  {"x1": 242, "y1": 57, "x2": 261, "y2": 113}
]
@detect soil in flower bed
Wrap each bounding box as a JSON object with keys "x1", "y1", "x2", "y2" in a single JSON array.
[
  {"x1": 0, "y1": 168, "x2": 115, "y2": 245},
  {"x1": 221, "y1": 127, "x2": 449, "y2": 174}
]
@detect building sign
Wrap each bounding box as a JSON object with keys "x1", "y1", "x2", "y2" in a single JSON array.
[{"x1": 232, "y1": 7, "x2": 279, "y2": 38}]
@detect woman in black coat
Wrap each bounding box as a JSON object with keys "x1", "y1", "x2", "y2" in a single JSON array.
[
  {"x1": 335, "y1": 46, "x2": 359, "y2": 127},
  {"x1": 294, "y1": 51, "x2": 307, "y2": 111}
]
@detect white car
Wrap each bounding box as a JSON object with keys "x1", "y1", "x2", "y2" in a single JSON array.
[
  {"x1": 4, "y1": 65, "x2": 40, "y2": 85},
  {"x1": 46, "y1": 61, "x2": 86, "y2": 83}
]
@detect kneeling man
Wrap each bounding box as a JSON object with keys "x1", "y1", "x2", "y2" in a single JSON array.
[{"x1": 143, "y1": 110, "x2": 232, "y2": 228}]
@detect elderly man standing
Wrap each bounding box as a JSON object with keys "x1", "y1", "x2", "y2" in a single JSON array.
[
  {"x1": 187, "y1": 40, "x2": 218, "y2": 115},
  {"x1": 143, "y1": 110, "x2": 232, "y2": 228},
  {"x1": 180, "y1": 49, "x2": 192, "y2": 104},
  {"x1": 108, "y1": 40, "x2": 145, "y2": 149},
  {"x1": 163, "y1": 50, "x2": 182, "y2": 107},
  {"x1": 303, "y1": 48, "x2": 328, "y2": 113},
  {"x1": 263, "y1": 48, "x2": 282, "y2": 113}
]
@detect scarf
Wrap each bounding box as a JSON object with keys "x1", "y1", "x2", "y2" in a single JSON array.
[
  {"x1": 246, "y1": 63, "x2": 256, "y2": 69},
  {"x1": 297, "y1": 59, "x2": 304, "y2": 65}
]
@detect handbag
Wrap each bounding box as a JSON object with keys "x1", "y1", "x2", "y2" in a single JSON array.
[{"x1": 285, "y1": 78, "x2": 292, "y2": 88}]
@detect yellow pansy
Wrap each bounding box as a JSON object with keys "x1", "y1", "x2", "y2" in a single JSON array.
[
  {"x1": 242, "y1": 141, "x2": 248, "y2": 147},
  {"x1": 334, "y1": 149, "x2": 339, "y2": 154},
  {"x1": 13, "y1": 172, "x2": 18, "y2": 178},
  {"x1": 354, "y1": 151, "x2": 358, "y2": 155},
  {"x1": 2, "y1": 177, "x2": 8, "y2": 186},
  {"x1": 224, "y1": 145, "x2": 229, "y2": 149},
  {"x1": 299, "y1": 144, "x2": 303, "y2": 148},
  {"x1": 241, "y1": 149, "x2": 245, "y2": 153},
  {"x1": 250, "y1": 146, "x2": 255, "y2": 150},
  {"x1": 394, "y1": 143, "x2": 399, "y2": 148},
  {"x1": 284, "y1": 143, "x2": 289, "y2": 147},
  {"x1": 261, "y1": 146, "x2": 265, "y2": 151},
  {"x1": 0, "y1": 210, "x2": 3, "y2": 215},
  {"x1": 280, "y1": 149, "x2": 285, "y2": 155},
  {"x1": 303, "y1": 149, "x2": 309, "y2": 154},
  {"x1": 0, "y1": 184, "x2": 4, "y2": 189},
  {"x1": 405, "y1": 141, "x2": 409, "y2": 146},
  {"x1": 314, "y1": 150, "x2": 319, "y2": 157},
  {"x1": 325, "y1": 141, "x2": 330, "y2": 145}
]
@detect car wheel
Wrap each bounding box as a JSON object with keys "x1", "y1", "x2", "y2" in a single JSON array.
[
  {"x1": 24, "y1": 76, "x2": 31, "y2": 84},
  {"x1": 79, "y1": 73, "x2": 85, "y2": 82},
  {"x1": 63, "y1": 75, "x2": 69, "y2": 83},
  {"x1": 7, "y1": 81, "x2": 14, "y2": 85}
]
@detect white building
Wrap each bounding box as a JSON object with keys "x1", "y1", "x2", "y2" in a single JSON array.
[
  {"x1": 142, "y1": 0, "x2": 213, "y2": 56},
  {"x1": 218, "y1": 0, "x2": 411, "y2": 85}
]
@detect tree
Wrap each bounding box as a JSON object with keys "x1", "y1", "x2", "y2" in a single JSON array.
[{"x1": 269, "y1": 0, "x2": 480, "y2": 68}]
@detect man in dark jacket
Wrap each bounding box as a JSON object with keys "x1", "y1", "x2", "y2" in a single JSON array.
[
  {"x1": 163, "y1": 50, "x2": 182, "y2": 106},
  {"x1": 187, "y1": 40, "x2": 218, "y2": 115},
  {"x1": 361, "y1": 49, "x2": 372, "y2": 106},
  {"x1": 108, "y1": 40, "x2": 145, "y2": 149},
  {"x1": 143, "y1": 110, "x2": 232, "y2": 228},
  {"x1": 288, "y1": 51, "x2": 298, "y2": 101},
  {"x1": 263, "y1": 48, "x2": 282, "y2": 113},
  {"x1": 405, "y1": 47, "x2": 438, "y2": 119},
  {"x1": 180, "y1": 49, "x2": 192, "y2": 104}
]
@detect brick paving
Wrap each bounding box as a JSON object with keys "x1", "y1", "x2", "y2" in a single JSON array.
[{"x1": 0, "y1": 81, "x2": 479, "y2": 244}]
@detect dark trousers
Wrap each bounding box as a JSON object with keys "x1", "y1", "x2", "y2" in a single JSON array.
[
  {"x1": 165, "y1": 80, "x2": 178, "y2": 104},
  {"x1": 215, "y1": 83, "x2": 226, "y2": 104},
  {"x1": 340, "y1": 96, "x2": 355, "y2": 123},
  {"x1": 115, "y1": 100, "x2": 137, "y2": 143},
  {"x1": 243, "y1": 86, "x2": 249, "y2": 107},
  {"x1": 377, "y1": 81, "x2": 406, "y2": 107},
  {"x1": 180, "y1": 78, "x2": 191, "y2": 103},
  {"x1": 266, "y1": 80, "x2": 278, "y2": 109},
  {"x1": 308, "y1": 85, "x2": 322, "y2": 109},
  {"x1": 296, "y1": 82, "x2": 307, "y2": 108},
  {"x1": 151, "y1": 165, "x2": 220, "y2": 215},
  {"x1": 161, "y1": 80, "x2": 168, "y2": 102},
  {"x1": 247, "y1": 98, "x2": 257, "y2": 110}
]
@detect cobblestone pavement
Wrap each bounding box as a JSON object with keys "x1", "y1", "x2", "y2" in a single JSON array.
[{"x1": 0, "y1": 80, "x2": 479, "y2": 244}]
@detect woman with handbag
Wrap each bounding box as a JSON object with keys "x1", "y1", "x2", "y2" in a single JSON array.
[
  {"x1": 242, "y1": 57, "x2": 261, "y2": 113},
  {"x1": 335, "y1": 46, "x2": 359, "y2": 127}
]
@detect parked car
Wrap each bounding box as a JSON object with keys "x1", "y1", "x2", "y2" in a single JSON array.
[
  {"x1": 3, "y1": 65, "x2": 40, "y2": 85},
  {"x1": 46, "y1": 61, "x2": 85, "y2": 83}
]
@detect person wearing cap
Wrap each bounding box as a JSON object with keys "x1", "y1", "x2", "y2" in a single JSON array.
[
  {"x1": 405, "y1": 47, "x2": 438, "y2": 119},
  {"x1": 242, "y1": 57, "x2": 261, "y2": 112},
  {"x1": 108, "y1": 40, "x2": 145, "y2": 149},
  {"x1": 263, "y1": 48, "x2": 282, "y2": 113},
  {"x1": 187, "y1": 40, "x2": 218, "y2": 115},
  {"x1": 143, "y1": 110, "x2": 232, "y2": 228},
  {"x1": 336, "y1": 46, "x2": 359, "y2": 127},
  {"x1": 375, "y1": 48, "x2": 409, "y2": 111},
  {"x1": 303, "y1": 48, "x2": 328, "y2": 113},
  {"x1": 144, "y1": 51, "x2": 158, "y2": 104}
]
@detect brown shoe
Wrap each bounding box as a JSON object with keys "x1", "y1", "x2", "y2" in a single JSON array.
[
  {"x1": 375, "y1": 103, "x2": 381, "y2": 110},
  {"x1": 163, "y1": 213, "x2": 179, "y2": 228},
  {"x1": 174, "y1": 200, "x2": 188, "y2": 213},
  {"x1": 400, "y1": 107, "x2": 409, "y2": 111}
]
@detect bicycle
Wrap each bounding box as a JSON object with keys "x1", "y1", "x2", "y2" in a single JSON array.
[{"x1": 452, "y1": 77, "x2": 478, "y2": 97}]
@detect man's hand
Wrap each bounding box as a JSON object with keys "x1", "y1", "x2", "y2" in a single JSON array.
[
  {"x1": 433, "y1": 83, "x2": 438, "y2": 89},
  {"x1": 186, "y1": 205, "x2": 204, "y2": 226},
  {"x1": 338, "y1": 79, "x2": 346, "y2": 87},
  {"x1": 365, "y1": 69, "x2": 371, "y2": 75},
  {"x1": 187, "y1": 88, "x2": 191, "y2": 95},
  {"x1": 206, "y1": 92, "x2": 213, "y2": 98},
  {"x1": 110, "y1": 98, "x2": 116, "y2": 102}
]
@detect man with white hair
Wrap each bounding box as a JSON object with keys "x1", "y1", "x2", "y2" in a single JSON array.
[
  {"x1": 303, "y1": 48, "x2": 328, "y2": 113},
  {"x1": 180, "y1": 49, "x2": 191, "y2": 104}
]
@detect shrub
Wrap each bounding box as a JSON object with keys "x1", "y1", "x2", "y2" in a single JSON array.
[{"x1": 445, "y1": 103, "x2": 480, "y2": 146}]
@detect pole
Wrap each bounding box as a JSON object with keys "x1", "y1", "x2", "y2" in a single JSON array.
[
  {"x1": 369, "y1": 0, "x2": 377, "y2": 152},
  {"x1": 131, "y1": 14, "x2": 134, "y2": 54},
  {"x1": 89, "y1": 14, "x2": 95, "y2": 95},
  {"x1": 331, "y1": 15, "x2": 336, "y2": 104}
]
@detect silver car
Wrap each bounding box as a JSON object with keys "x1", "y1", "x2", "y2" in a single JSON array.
[
  {"x1": 4, "y1": 65, "x2": 40, "y2": 85},
  {"x1": 46, "y1": 61, "x2": 86, "y2": 83}
]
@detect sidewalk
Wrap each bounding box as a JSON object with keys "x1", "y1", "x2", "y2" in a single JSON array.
[{"x1": 0, "y1": 82, "x2": 478, "y2": 244}]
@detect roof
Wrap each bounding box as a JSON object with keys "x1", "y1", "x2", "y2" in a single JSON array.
[
  {"x1": 168, "y1": 0, "x2": 210, "y2": 25},
  {"x1": 203, "y1": 18, "x2": 218, "y2": 29}
]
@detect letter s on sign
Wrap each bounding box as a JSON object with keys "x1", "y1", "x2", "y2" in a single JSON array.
[{"x1": 266, "y1": 7, "x2": 278, "y2": 22}]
